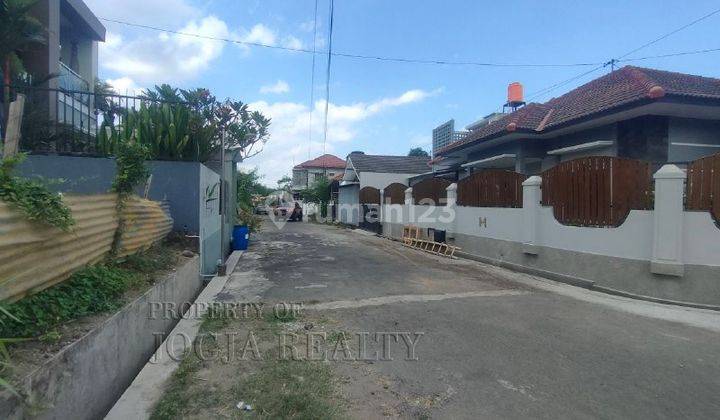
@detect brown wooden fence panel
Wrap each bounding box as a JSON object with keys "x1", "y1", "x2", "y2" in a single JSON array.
[
  {"x1": 359, "y1": 186, "x2": 380, "y2": 204},
  {"x1": 412, "y1": 178, "x2": 451, "y2": 205},
  {"x1": 541, "y1": 156, "x2": 653, "y2": 227},
  {"x1": 383, "y1": 183, "x2": 406, "y2": 204},
  {"x1": 457, "y1": 170, "x2": 526, "y2": 208},
  {"x1": 686, "y1": 152, "x2": 720, "y2": 223}
]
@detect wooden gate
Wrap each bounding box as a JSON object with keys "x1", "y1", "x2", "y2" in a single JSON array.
[
  {"x1": 383, "y1": 183, "x2": 407, "y2": 204},
  {"x1": 412, "y1": 178, "x2": 451, "y2": 205},
  {"x1": 541, "y1": 156, "x2": 653, "y2": 227},
  {"x1": 359, "y1": 186, "x2": 380, "y2": 204},
  {"x1": 686, "y1": 152, "x2": 720, "y2": 224},
  {"x1": 457, "y1": 170, "x2": 526, "y2": 208}
]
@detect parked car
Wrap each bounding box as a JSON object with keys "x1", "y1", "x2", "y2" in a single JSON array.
[
  {"x1": 254, "y1": 204, "x2": 270, "y2": 215},
  {"x1": 273, "y1": 203, "x2": 294, "y2": 217}
]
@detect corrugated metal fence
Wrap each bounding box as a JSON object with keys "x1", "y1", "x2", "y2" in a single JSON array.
[{"x1": 0, "y1": 194, "x2": 172, "y2": 302}]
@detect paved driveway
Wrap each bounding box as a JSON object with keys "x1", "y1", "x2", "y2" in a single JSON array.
[{"x1": 222, "y1": 220, "x2": 720, "y2": 419}]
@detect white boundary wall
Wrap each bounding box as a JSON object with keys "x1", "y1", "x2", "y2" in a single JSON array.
[{"x1": 380, "y1": 165, "x2": 720, "y2": 306}]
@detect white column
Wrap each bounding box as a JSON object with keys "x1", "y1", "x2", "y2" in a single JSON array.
[
  {"x1": 404, "y1": 187, "x2": 413, "y2": 205},
  {"x1": 522, "y1": 176, "x2": 542, "y2": 255},
  {"x1": 379, "y1": 188, "x2": 385, "y2": 224},
  {"x1": 651, "y1": 165, "x2": 686, "y2": 277},
  {"x1": 445, "y1": 183, "x2": 458, "y2": 239}
]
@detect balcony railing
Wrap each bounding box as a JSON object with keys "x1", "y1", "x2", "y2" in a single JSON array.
[{"x1": 58, "y1": 61, "x2": 90, "y2": 93}]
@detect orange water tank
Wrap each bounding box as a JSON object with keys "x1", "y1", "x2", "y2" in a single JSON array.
[{"x1": 507, "y1": 82, "x2": 524, "y2": 104}]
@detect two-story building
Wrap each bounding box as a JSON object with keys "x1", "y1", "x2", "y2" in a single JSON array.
[
  {"x1": 433, "y1": 66, "x2": 720, "y2": 177},
  {"x1": 25, "y1": 0, "x2": 106, "y2": 134},
  {"x1": 291, "y1": 154, "x2": 346, "y2": 198}
]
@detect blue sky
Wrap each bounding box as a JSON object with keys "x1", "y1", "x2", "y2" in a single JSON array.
[{"x1": 85, "y1": 0, "x2": 720, "y2": 186}]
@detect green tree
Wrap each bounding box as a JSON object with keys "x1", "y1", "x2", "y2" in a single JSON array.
[
  {"x1": 236, "y1": 168, "x2": 272, "y2": 211},
  {"x1": 301, "y1": 178, "x2": 331, "y2": 218},
  {"x1": 277, "y1": 175, "x2": 292, "y2": 191},
  {"x1": 1, "y1": 0, "x2": 45, "y2": 99},
  {"x1": 408, "y1": 147, "x2": 430, "y2": 158}
]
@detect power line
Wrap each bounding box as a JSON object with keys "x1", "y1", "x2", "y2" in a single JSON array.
[
  {"x1": 617, "y1": 7, "x2": 720, "y2": 60},
  {"x1": 526, "y1": 7, "x2": 720, "y2": 103},
  {"x1": 618, "y1": 46, "x2": 720, "y2": 62},
  {"x1": 321, "y1": 0, "x2": 335, "y2": 168},
  {"x1": 307, "y1": 0, "x2": 319, "y2": 161},
  {"x1": 98, "y1": 16, "x2": 603, "y2": 68},
  {"x1": 526, "y1": 65, "x2": 606, "y2": 102}
]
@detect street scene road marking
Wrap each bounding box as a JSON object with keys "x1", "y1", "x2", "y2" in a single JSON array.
[{"x1": 306, "y1": 289, "x2": 531, "y2": 310}]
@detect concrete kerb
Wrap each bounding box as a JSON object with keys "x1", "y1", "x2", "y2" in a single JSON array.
[
  {"x1": 105, "y1": 250, "x2": 245, "y2": 420},
  {"x1": 382, "y1": 234, "x2": 720, "y2": 312}
]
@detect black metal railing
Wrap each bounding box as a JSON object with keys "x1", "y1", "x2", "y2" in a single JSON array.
[{"x1": 1, "y1": 84, "x2": 192, "y2": 157}]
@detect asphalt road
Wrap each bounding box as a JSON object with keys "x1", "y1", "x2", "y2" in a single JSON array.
[{"x1": 223, "y1": 219, "x2": 720, "y2": 419}]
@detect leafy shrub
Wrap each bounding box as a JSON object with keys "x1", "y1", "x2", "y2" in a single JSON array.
[
  {"x1": 111, "y1": 139, "x2": 150, "y2": 194},
  {"x1": 236, "y1": 205, "x2": 261, "y2": 232},
  {"x1": 0, "y1": 265, "x2": 136, "y2": 338},
  {"x1": 0, "y1": 154, "x2": 75, "y2": 231}
]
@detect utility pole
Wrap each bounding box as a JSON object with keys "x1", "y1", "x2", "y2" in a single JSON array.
[{"x1": 604, "y1": 58, "x2": 618, "y2": 72}]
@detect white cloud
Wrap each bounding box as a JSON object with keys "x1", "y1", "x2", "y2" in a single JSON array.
[
  {"x1": 85, "y1": 0, "x2": 199, "y2": 27},
  {"x1": 106, "y1": 77, "x2": 143, "y2": 96},
  {"x1": 96, "y1": 9, "x2": 305, "y2": 85},
  {"x1": 260, "y1": 80, "x2": 290, "y2": 94},
  {"x1": 240, "y1": 24, "x2": 276, "y2": 46},
  {"x1": 100, "y1": 16, "x2": 230, "y2": 83},
  {"x1": 243, "y1": 89, "x2": 439, "y2": 185},
  {"x1": 281, "y1": 36, "x2": 304, "y2": 50}
]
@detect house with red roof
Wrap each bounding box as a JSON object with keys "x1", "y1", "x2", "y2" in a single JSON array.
[
  {"x1": 291, "y1": 154, "x2": 347, "y2": 196},
  {"x1": 433, "y1": 66, "x2": 720, "y2": 177}
]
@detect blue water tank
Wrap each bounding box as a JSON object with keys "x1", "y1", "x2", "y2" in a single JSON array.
[{"x1": 232, "y1": 225, "x2": 249, "y2": 250}]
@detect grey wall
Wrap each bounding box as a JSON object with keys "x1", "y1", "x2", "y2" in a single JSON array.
[
  {"x1": 338, "y1": 184, "x2": 360, "y2": 225},
  {"x1": 199, "y1": 164, "x2": 221, "y2": 275},
  {"x1": 668, "y1": 117, "x2": 720, "y2": 163},
  {"x1": 18, "y1": 155, "x2": 203, "y2": 233}
]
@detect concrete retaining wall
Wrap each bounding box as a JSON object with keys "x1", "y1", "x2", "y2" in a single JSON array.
[
  {"x1": 18, "y1": 155, "x2": 204, "y2": 233},
  {"x1": 0, "y1": 256, "x2": 202, "y2": 420}
]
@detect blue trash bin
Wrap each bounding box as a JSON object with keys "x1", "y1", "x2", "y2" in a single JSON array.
[{"x1": 232, "y1": 225, "x2": 249, "y2": 250}]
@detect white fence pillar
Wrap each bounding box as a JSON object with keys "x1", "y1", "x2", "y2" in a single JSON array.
[
  {"x1": 445, "y1": 183, "x2": 457, "y2": 239},
  {"x1": 522, "y1": 176, "x2": 542, "y2": 255},
  {"x1": 404, "y1": 187, "x2": 413, "y2": 205},
  {"x1": 651, "y1": 165, "x2": 686, "y2": 276},
  {"x1": 379, "y1": 188, "x2": 385, "y2": 223}
]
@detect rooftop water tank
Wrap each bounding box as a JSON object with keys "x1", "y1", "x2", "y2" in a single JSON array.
[{"x1": 507, "y1": 82, "x2": 524, "y2": 105}]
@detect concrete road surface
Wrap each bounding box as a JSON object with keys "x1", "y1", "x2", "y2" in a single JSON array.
[{"x1": 221, "y1": 220, "x2": 720, "y2": 419}]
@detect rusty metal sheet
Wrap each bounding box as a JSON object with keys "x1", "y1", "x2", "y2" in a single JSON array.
[{"x1": 0, "y1": 194, "x2": 173, "y2": 302}]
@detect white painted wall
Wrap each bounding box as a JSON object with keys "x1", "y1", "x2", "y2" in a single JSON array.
[
  {"x1": 537, "y1": 208, "x2": 654, "y2": 261},
  {"x1": 360, "y1": 172, "x2": 415, "y2": 189},
  {"x1": 683, "y1": 211, "x2": 720, "y2": 266},
  {"x1": 383, "y1": 204, "x2": 718, "y2": 267}
]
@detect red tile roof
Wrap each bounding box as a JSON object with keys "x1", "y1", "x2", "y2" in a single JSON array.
[
  {"x1": 294, "y1": 154, "x2": 346, "y2": 169},
  {"x1": 438, "y1": 66, "x2": 720, "y2": 155}
]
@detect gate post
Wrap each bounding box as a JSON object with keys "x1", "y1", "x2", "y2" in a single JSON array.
[
  {"x1": 522, "y1": 176, "x2": 542, "y2": 255},
  {"x1": 445, "y1": 183, "x2": 457, "y2": 239},
  {"x1": 404, "y1": 187, "x2": 413, "y2": 205},
  {"x1": 651, "y1": 165, "x2": 686, "y2": 276},
  {"x1": 379, "y1": 188, "x2": 385, "y2": 224}
]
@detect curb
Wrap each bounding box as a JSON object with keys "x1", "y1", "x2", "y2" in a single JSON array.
[
  {"x1": 382, "y1": 235, "x2": 720, "y2": 312},
  {"x1": 104, "y1": 251, "x2": 244, "y2": 420}
]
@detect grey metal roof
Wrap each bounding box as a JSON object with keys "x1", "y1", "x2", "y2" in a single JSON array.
[{"x1": 348, "y1": 153, "x2": 430, "y2": 174}]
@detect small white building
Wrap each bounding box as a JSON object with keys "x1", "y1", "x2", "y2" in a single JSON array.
[{"x1": 338, "y1": 152, "x2": 430, "y2": 225}]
